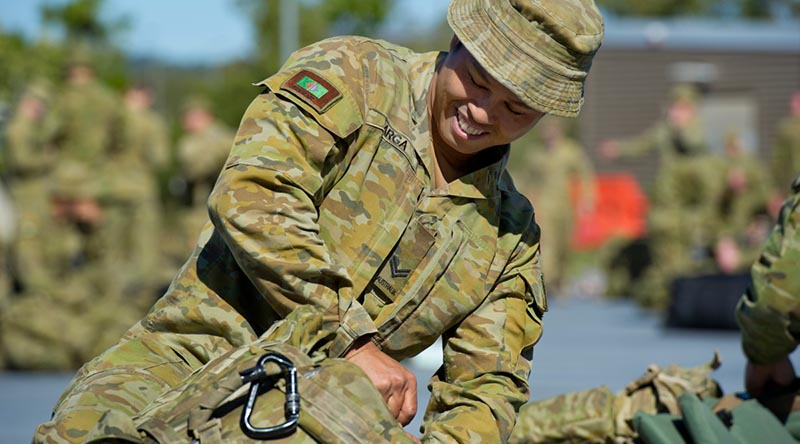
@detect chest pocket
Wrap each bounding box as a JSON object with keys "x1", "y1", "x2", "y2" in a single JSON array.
[{"x1": 364, "y1": 215, "x2": 437, "y2": 314}]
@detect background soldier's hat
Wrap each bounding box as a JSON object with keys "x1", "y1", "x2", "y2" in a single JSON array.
[
  {"x1": 66, "y1": 43, "x2": 94, "y2": 69},
  {"x1": 670, "y1": 83, "x2": 700, "y2": 104},
  {"x1": 181, "y1": 95, "x2": 212, "y2": 114},
  {"x1": 448, "y1": 0, "x2": 604, "y2": 117}
]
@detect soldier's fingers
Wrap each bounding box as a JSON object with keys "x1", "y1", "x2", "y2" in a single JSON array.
[
  {"x1": 397, "y1": 380, "x2": 417, "y2": 426},
  {"x1": 385, "y1": 392, "x2": 403, "y2": 420}
]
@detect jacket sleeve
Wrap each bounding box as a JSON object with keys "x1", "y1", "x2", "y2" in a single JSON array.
[
  {"x1": 736, "y1": 181, "x2": 800, "y2": 365},
  {"x1": 207, "y1": 40, "x2": 377, "y2": 357},
  {"x1": 422, "y1": 223, "x2": 546, "y2": 443}
]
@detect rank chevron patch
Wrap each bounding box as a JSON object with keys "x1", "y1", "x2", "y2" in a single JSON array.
[{"x1": 389, "y1": 255, "x2": 411, "y2": 278}]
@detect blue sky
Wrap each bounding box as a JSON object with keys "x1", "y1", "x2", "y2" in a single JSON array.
[{"x1": 0, "y1": 0, "x2": 449, "y2": 65}]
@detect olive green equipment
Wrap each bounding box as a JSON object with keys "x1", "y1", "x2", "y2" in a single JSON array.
[
  {"x1": 509, "y1": 353, "x2": 723, "y2": 443},
  {"x1": 510, "y1": 353, "x2": 800, "y2": 444},
  {"x1": 633, "y1": 380, "x2": 800, "y2": 444},
  {"x1": 76, "y1": 306, "x2": 415, "y2": 444}
]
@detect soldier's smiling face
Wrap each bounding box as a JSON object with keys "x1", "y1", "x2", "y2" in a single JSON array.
[{"x1": 428, "y1": 36, "x2": 545, "y2": 167}]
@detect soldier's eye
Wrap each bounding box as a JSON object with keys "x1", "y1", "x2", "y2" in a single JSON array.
[
  {"x1": 507, "y1": 103, "x2": 525, "y2": 116},
  {"x1": 469, "y1": 71, "x2": 488, "y2": 90}
]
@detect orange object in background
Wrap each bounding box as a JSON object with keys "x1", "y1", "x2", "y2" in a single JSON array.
[{"x1": 571, "y1": 173, "x2": 649, "y2": 251}]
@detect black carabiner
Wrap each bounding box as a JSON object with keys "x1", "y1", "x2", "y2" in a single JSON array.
[{"x1": 239, "y1": 352, "x2": 300, "y2": 439}]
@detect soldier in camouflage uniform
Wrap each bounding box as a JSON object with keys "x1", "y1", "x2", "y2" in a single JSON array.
[
  {"x1": 710, "y1": 131, "x2": 772, "y2": 274},
  {"x1": 511, "y1": 118, "x2": 595, "y2": 295},
  {"x1": 737, "y1": 174, "x2": 800, "y2": 399},
  {"x1": 171, "y1": 97, "x2": 235, "y2": 256},
  {"x1": 2, "y1": 82, "x2": 55, "y2": 298},
  {"x1": 599, "y1": 84, "x2": 707, "y2": 164},
  {"x1": 0, "y1": 55, "x2": 141, "y2": 370},
  {"x1": 770, "y1": 92, "x2": 800, "y2": 202},
  {"x1": 102, "y1": 84, "x2": 171, "y2": 308},
  {"x1": 604, "y1": 85, "x2": 718, "y2": 308},
  {"x1": 633, "y1": 152, "x2": 724, "y2": 308},
  {"x1": 35, "y1": 0, "x2": 604, "y2": 442}
]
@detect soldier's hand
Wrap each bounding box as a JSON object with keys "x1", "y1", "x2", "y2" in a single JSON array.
[
  {"x1": 344, "y1": 338, "x2": 417, "y2": 426},
  {"x1": 598, "y1": 140, "x2": 619, "y2": 162},
  {"x1": 745, "y1": 357, "x2": 795, "y2": 397},
  {"x1": 72, "y1": 198, "x2": 104, "y2": 226}
]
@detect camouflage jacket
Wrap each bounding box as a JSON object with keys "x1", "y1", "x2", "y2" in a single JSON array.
[
  {"x1": 131, "y1": 36, "x2": 546, "y2": 442},
  {"x1": 737, "y1": 175, "x2": 800, "y2": 364},
  {"x1": 771, "y1": 116, "x2": 800, "y2": 192},
  {"x1": 618, "y1": 118, "x2": 708, "y2": 162},
  {"x1": 177, "y1": 121, "x2": 234, "y2": 205},
  {"x1": 105, "y1": 105, "x2": 171, "y2": 202}
]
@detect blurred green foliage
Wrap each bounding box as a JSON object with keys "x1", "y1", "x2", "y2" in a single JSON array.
[{"x1": 41, "y1": 0, "x2": 130, "y2": 45}]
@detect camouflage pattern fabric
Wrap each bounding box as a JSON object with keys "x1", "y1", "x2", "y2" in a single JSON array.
[
  {"x1": 737, "y1": 175, "x2": 800, "y2": 365},
  {"x1": 710, "y1": 145, "x2": 772, "y2": 268},
  {"x1": 512, "y1": 120, "x2": 594, "y2": 293},
  {"x1": 71, "y1": 306, "x2": 415, "y2": 444},
  {"x1": 632, "y1": 154, "x2": 726, "y2": 309},
  {"x1": 102, "y1": 93, "x2": 171, "y2": 300},
  {"x1": 36, "y1": 36, "x2": 545, "y2": 443},
  {"x1": 1, "y1": 74, "x2": 133, "y2": 371},
  {"x1": 176, "y1": 121, "x2": 234, "y2": 208},
  {"x1": 716, "y1": 149, "x2": 770, "y2": 235},
  {"x1": 613, "y1": 83, "x2": 707, "y2": 164},
  {"x1": 174, "y1": 120, "x2": 235, "y2": 260},
  {"x1": 509, "y1": 353, "x2": 722, "y2": 443},
  {"x1": 3, "y1": 85, "x2": 57, "y2": 297},
  {"x1": 616, "y1": 119, "x2": 707, "y2": 163},
  {"x1": 771, "y1": 113, "x2": 800, "y2": 194}
]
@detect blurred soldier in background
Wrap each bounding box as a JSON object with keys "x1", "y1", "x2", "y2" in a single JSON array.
[
  {"x1": 770, "y1": 91, "x2": 800, "y2": 204},
  {"x1": 102, "y1": 83, "x2": 171, "y2": 306},
  {"x1": 599, "y1": 84, "x2": 708, "y2": 164},
  {"x1": 599, "y1": 84, "x2": 714, "y2": 308},
  {"x1": 637, "y1": 151, "x2": 722, "y2": 308},
  {"x1": 2, "y1": 81, "x2": 54, "y2": 299},
  {"x1": 515, "y1": 117, "x2": 595, "y2": 295},
  {"x1": 0, "y1": 52, "x2": 141, "y2": 370},
  {"x1": 172, "y1": 97, "x2": 234, "y2": 256},
  {"x1": 710, "y1": 131, "x2": 772, "y2": 274},
  {"x1": 598, "y1": 84, "x2": 722, "y2": 309}
]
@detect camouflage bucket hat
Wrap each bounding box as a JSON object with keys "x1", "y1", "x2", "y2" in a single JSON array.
[{"x1": 448, "y1": 0, "x2": 604, "y2": 117}]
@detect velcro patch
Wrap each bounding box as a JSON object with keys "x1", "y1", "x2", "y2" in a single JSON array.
[{"x1": 281, "y1": 70, "x2": 342, "y2": 114}]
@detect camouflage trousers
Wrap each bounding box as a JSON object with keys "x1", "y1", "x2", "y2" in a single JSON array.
[
  {"x1": 509, "y1": 353, "x2": 723, "y2": 444},
  {"x1": 33, "y1": 306, "x2": 410, "y2": 444}
]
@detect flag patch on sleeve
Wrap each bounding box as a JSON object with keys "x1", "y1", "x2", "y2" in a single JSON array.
[{"x1": 282, "y1": 70, "x2": 342, "y2": 113}]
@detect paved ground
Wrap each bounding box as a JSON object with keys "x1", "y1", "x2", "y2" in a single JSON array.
[{"x1": 2, "y1": 296, "x2": 790, "y2": 443}]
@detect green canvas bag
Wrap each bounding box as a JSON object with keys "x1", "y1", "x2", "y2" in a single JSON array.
[
  {"x1": 634, "y1": 392, "x2": 799, "y2": 444},
  {"x1": 81, "y1": 306, "x2": 416, "y2": 444}
]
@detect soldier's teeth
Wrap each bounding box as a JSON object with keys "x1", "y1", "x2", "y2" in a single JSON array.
[{"x1": 458, "y1": 115, "x2": 484, "y2": 136}]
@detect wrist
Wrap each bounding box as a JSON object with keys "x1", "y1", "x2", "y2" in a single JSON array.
[{"x1": 343, "y1": 335, "x2": 376, "y2": 358}]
